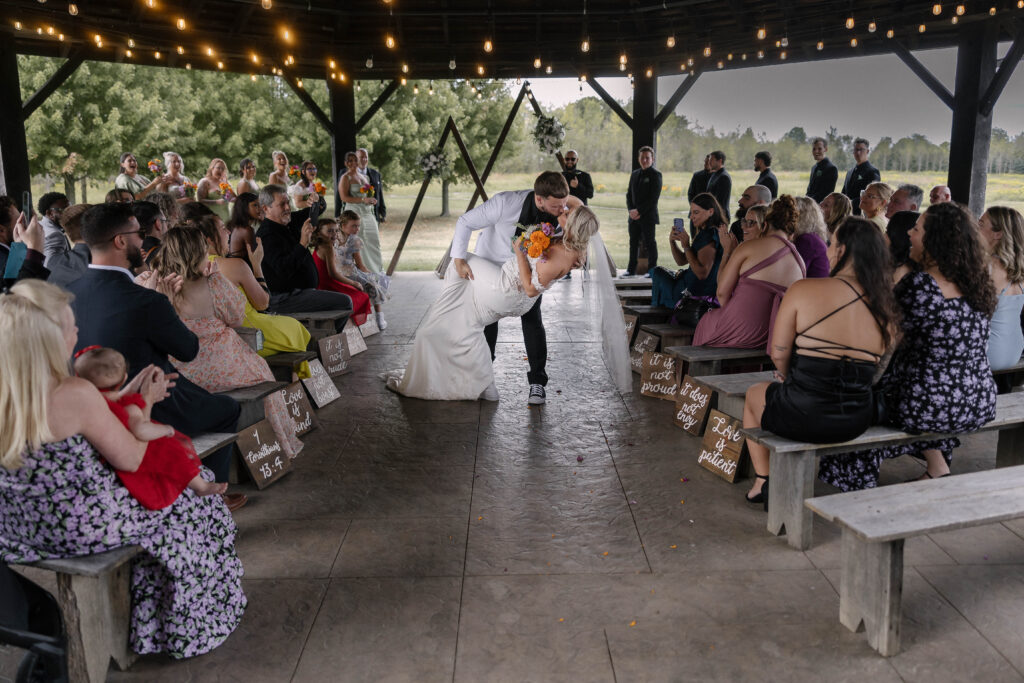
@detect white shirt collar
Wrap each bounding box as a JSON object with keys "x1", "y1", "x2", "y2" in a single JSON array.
[{"x1": 88, "y1": 263, "x2": 135, "y2": 280}]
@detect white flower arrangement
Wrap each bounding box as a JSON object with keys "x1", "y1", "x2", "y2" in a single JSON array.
[
  {"x1": 419, "y1": 149, "x2": 452, "y2": 178},
  {"x1": 533, "y1": 115, "x2": 566, "y2": 155}
]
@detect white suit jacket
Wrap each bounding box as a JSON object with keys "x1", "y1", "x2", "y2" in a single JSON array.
[{"x1": 451, "y1": 189, "x2": 531, "y2": 263}]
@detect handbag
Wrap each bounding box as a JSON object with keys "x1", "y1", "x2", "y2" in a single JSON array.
[{"x1": 671, "y1": 293, "x2": 719, "y2": 328}]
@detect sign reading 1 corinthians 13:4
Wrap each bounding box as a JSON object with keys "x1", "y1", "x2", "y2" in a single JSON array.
[{"x1": 235, "y1": 418, "x2": 292, "y2": 489}]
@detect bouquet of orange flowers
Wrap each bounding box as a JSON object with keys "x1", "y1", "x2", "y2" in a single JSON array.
[
  {"x1": 313, "y1": 181, "x2": 326, "y2": 195},
  {"x1": 359, "y1": 183, "x2": 375, "y2": 197},
  {"x1": 288, "y1": 164, "x2": 300, "y2": 180},
  {"x1": 178, "y1": 181, "x2": 198, "y2": 199},
  {"x1": 218, "y1": 181, "x2": 236, "y2": 202},
  {"x1": 515, "y1": 222, "x2": 555, "y2": 260},
  {"x1": 147, "y1": 158, "x2": 163, "y2": 174}
]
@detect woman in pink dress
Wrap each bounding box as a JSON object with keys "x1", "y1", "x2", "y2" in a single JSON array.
[
  {"x1": 692, "y1": 195, "x2": 806, "y2": 350},
  {"x1": 143, "y1": 227, "x2": 303, "y2": 458}
]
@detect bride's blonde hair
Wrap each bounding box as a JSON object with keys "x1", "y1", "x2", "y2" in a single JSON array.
[
  {"x1": 562, "y1": 206, "x2": 599, "y2": 253},
  {"x1": 0, "y1": 280, "x2": 73, "y2": 470}
]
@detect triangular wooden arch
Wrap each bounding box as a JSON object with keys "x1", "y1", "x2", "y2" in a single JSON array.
[{"x1": 385, "y1": 115, "x2": 488, "y2": 276}]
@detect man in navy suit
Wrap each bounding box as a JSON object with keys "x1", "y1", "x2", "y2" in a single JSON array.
[
  {"x1": 357, "y1": 148, "x2": 386, "y2": 223},
  {"x1": 66, "y1": 203, "x2": 244, "y2": 506}
]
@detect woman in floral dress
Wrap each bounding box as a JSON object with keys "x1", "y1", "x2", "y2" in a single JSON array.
[
  {"x1": 147, "y1": 227, "x2": 303, "y2": 458},
  {"x1": 819, "y1": 203, "x2": 998, "y2": 490},
  {"x1": 0, "y1": 279, "x2": 245, "y2": 658}
]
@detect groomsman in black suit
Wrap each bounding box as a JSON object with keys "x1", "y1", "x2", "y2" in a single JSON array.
[
  {"x1": 625, "y1": 146, "x2": 662, "y2": 277},
  {"x1": 561, "y1": 150, "x2": 594, "y2": 205},
  {"x1": 842, "y1": 137, "x2": 881, "y2": 215},
  {"x1": 706, "y1": 150, "x2": 732, "y2": 216},
  {"x1": 753, "y1": 151, "x2": 778, "y2": 199},
  {"x1": 806, "y1": 137, "x2": 839, "y2": 203},
  {"x1": 357, "y1": 148, "x2": 386, "y2": 223},
  {"x1": 66, "y1": 203, "x2": 244, "y2": 507}
]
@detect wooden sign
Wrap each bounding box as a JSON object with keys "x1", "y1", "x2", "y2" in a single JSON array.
[
  {"x1": 674, "y1": 375, "x2": 713, "y2": 435},
  {"x1": 318, "y1": 332, "x2": 351, "y2": 377},
  {"x1": 697, "y1": 409, "x2": 745, "y2": 482},
  {"x1": 344, "y1": 320, "x2": 368, "y2": 355},
  {"x1": 281, "y1": 381, "x2": 319, "y2": 437},
  {"x1": 624, "y1": 314, "x2": 638, "y2": 346},
  {"x1": 235, "y1": 418, "x2": 292, "y2": 489},
  {"x1": 630, "y1": 330, "x2": 659, "y2": 374},
  {"x1": 360, "y1": 316, "x2": 380, "y2": 337},
  {"x1": 640, "y1": 351, "x2": 679, "y2": 401},
  {"x1": 301, "y1": 359, "x2": 341, "y2": 408}
]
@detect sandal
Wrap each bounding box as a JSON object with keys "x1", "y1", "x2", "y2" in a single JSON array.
[{"x1": 745, "y1": 474, "x2": 769, "y2": 504}]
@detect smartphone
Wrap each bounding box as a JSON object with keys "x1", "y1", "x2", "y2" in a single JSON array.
[
  {"x1": 22, "y1": 190, "x2": 33, "y2": 219},
  {"x1": 672, "y1": 218, "x2": 684, "y2": 230}
]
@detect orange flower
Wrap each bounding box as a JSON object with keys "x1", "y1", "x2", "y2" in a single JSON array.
[
  {"x1": 534, "y1": 233, "x2": 551, "y2": 249},
  {"x1": 528, "y1": 242, "x2": 544, "y2": 258}
]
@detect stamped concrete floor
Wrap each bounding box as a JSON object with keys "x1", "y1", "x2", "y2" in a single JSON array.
[{"x1": 4, "y1": 272, "x2": 1024, "y2": 682}]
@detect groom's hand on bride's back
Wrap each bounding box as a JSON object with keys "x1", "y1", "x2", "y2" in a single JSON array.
[{"x1": 454, "y1": 258, "x2": 474, "y2": 280}]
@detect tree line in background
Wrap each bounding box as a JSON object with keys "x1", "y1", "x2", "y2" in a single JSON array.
[{"x1": 18, "y1": 55, "x2": 1024, "y2": 203}]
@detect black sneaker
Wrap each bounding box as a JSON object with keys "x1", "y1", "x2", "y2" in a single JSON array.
[{"x1": 528, "y1": 384, "x2": 546, "y2": 405}]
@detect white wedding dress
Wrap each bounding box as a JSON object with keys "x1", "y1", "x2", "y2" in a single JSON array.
[{"x1": 384, "y1": 253, "x2": 548, "y2": 400}]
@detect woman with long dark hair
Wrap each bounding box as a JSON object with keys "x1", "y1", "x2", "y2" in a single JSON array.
[
  {"x1": 226, "y1": 191, "x2": 260, "y2": 265},
  {"x1": 819, "y1": 203, "x2": 997, "y2": 490},
  {"x1": 885, "y1": 210, "x2": 919, "y2": 273},
  {"x1": 742, "y1": 217, "x2": 899, "y2": 503},
  {"x1": 115, "y1": 152, "x2": 165, "y2": 199},
  {"x1": 979, "y1": 206, "x2": 1024, "y2": 371},
  {"x1": 649, "y1": 192, "x2": 725, "y2": 308}
]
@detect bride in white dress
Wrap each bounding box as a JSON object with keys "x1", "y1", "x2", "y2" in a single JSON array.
[{"x1": 385, "y1": 207, "x2": 630, "y2": 401}]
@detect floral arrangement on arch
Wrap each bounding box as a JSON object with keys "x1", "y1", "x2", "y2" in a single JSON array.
[
  {"x1": 532, "y1": 115, "x2": 566, "y2": 155},
  {"x1": 419, "y1": 149, "x2": 453, "y2": 179},
  {"x1": 514, "y1": 222, "x2": 557, "y2": 260}
]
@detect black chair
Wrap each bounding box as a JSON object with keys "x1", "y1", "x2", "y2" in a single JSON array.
[{"x1": 0, "y1": 562, "x2": 68, "y2": 683}]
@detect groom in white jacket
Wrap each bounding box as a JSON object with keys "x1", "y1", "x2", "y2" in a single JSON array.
[{"x1": 451, "y1": 172, "x2": 582, "y2": 405}]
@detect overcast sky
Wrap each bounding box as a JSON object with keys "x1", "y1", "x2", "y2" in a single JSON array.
[{"x1": 518, "y1": 46, "x2": 1024, "y2": 145}]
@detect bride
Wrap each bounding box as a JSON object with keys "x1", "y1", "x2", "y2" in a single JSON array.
[{"x1": 385, "y1": 206, "x2": 628, "y2": 401}]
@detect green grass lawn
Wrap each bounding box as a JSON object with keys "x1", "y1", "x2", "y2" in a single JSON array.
[{"x1": 34, "y1": 170, "x2": 1024, "y2": 271}]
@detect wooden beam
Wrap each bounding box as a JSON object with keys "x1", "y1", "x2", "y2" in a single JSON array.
[
  {"x1": 355, "y1": 80, "x2": 399, "y2": 132},
  {"x1": 280, "y1": 66, "x2": 333, "y2": 135},
  {"x1": 587, "y1": 77, "x2": 633, "y2": 128},
  {"x1": 0, "y1": 35, "x2": 31, "y2": 200},
  {"x1": 891, "y1": 40, "x2": 955, "y2": 110},
  {"x1": 22, "y1": 50, "x2": 85, "y2": 119},
  {"x1": 468, "y1": 82, "x2": 527, "y2": 209},
  {"x1": 447, "y1": 117, "x2": 488, "y2": 203},
  {"x1": 631, "y1": 69, "x2": 658, "y2": 167},
  {"x1": 979, "y1": 31, "x2": 1024, "y2": 116},
  {"x1": 653, "y1": 72, "x2": 700, "y2": 130}
]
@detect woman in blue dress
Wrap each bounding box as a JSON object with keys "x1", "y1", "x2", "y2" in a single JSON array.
[
  {"x1": 978, "y1": 206, "x2": 1024, "y2": 371},
  {"x1": 649, "y1": 192, "x2": 725, "y2": 308}
]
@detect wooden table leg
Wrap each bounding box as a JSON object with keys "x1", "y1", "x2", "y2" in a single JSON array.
[
  {"x1": 996, "y1": 424, "x2": 1024, "y2": 468},
  {"x1": 839, "y1": 530, "x2": 904, "y2": 656},
  {"x1": 767, "y1": 448, "x2": 819, "y2": 550}
]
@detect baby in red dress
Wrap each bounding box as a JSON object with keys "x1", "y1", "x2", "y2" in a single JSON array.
[{"x1": 73, "y1": 346, "x2": 227, "y2": 508}]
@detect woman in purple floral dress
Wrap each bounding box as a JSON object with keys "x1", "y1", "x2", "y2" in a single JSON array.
[
  {"x1": 819, "y1": 203, "x2": 998, "y2": 490},
  {"x1": 0, "y1": 280, "x2": 246, "y2": 659}
]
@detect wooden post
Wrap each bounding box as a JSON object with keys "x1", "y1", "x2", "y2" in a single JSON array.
[
  {"x1": 0, "y1": 35, "x2": 31, "y2": 201},
  {"x1": 766, "y1": 448, "x2": 819, "y2": 550},
  {"x1": 468, "y1": 82, "x2": 528, "y2": 210},
  {"x1": 22, "y1": 50, "x2": 85, "y2": 119},
  {"x1": 631, "y1": 68, "x2": 658, "y2": 169},
  {"x1": 328, "y1": 78, "x2": 357, "y2": 216},
  {"x1": 947, "y1": 21, "x2": 998, "y2": 216},
  {"x1": 839, "y1": 531, "x2": 904, "y2": 656}
]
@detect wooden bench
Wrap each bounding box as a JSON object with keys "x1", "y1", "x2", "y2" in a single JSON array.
[
  {"x1": 621, "y1": 304, "x2": 673, "y2": 326},
  {"x1": 806, "y1": 466, "x2": 1024, "y2": 656},
  {"x1": 618, "y1": 289, "x2": 653, "y2": 306},
  {"x1": 232, "y1": 326, "x2": 263, "y2": 353},
  {"x1": 743, "y1": 391, "x2": 1024, "y2": 550},
  {"x1": 290, "y1": 310, "x2": 349, "y2": 334},
  {"x1": 639, "y1": 323, "x2": 694, "y2": 351},
  {"x1": 265, "y1": 350, "x2": 318, "y2": 383},
  {"x1": 664, "y1": 345, "x2": 772, "y2": 378},
  {"x1": 13, "y1": 431, "x2": 238, "y2": 683},
  {"x1": 697, "y1": 370, "x2": 775, "y2": 419},
  {"x1": 217, "y1": 380, "x2": 288, "y2": 430},
  {"x1": 614, "y1": 277, "x2": 651, "y2": 290}
]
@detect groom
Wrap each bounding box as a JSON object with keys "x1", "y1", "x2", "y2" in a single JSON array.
[{"x1": 452, "y1": 171, "x2": 581, "y2": 405}]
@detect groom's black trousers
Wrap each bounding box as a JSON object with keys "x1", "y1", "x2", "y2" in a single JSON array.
[{"x1": 483, "y1": 295, "x2": 547, "y2": 387}]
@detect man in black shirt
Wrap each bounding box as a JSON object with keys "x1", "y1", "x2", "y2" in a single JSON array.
[
  {"x1": 255, "y1": 185, "x2": 353, "y2": 332},
  {"x1": 728, "y1": 185, "x2": 771, "y2": 243},
  {"x1": 687, "y1": 155, "x2": 711, "y2": 203},
  {"x1": 561, "y1": 150, "x2": 594, "y2": 205},
  {"x1": 754, "y1": 151, "x2": 778, "y2": 199},
  {"x1": 842, "y1": 137, "x2": 881, "y2": 215},
  {"x1": 625, "y1": 146, "x2": 662, "y2": 276},
  {"x1": 706, "y1": 150, "x2": 731, "y2": 215},
  {"x1": 806, "y1": 137, "x2": 839, "y2": 202}
]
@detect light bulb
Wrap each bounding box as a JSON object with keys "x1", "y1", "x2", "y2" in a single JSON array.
[
  {"x1": 645, "y1": 67, "x2": 652, "y2": 77},
  {"x1": 741, "y1": 53, "x2": 747, "y2": 60},
  {"x1": 545, "y1": 64, "x2": 553, "y2": 74},
  {"x1": 125, "y1": 49, "x2": 132, "y2": 57},
  {"x1": 58, "y1": 33, "x2": 64, "y2": 40},
  {"x1": 185, "y1": 62, "x2": 191, "y2": 69},
  {"x1": 886, "y1": 28, "x2": 895, "y2": 38},
  {"x1": 68, "y1": 2, "x2": 78, "y2": 15},
  {"x1": 366, "y1": 57, "x2": 373, "y2": 68},
  {"x1": 262, "y1": 0, "x2": 271, "y2": 8},
  {"x1": 618, "y1": 62, "x2": 626, "y2": 71},
  {"x1": 206, "y1": 46, "x2": 214, "y2": 56},
  {"x1": 128, "y1": 38, "x2": 135, "y2": 47},
  {"x1": 727, "y1": 52, "x2": 733, "y2": 60},
  {"x1": 282, "y1": 28, "x2": 290, "y2": 41},
  {"x1": 96, "y1": 38, "x2": 102, "y2": 47},
  {"x1": 846, "y1": 17, "x2": 855, "y2": 29},
  {"x1": 919, "y1": 23, "x2": 927, "y2": 32},
  {"x1": 251, "y1": 74, "x2": 257, "y2": 81},
  {"x1": 703, "y1": 45, "x2": 711, "y2": 57},
  {"x1": 534, "y1": 57, "x2": 542, "y2": 68},
  {"x1": 780, "y1": 50, "x2": 787, "y2": 59},
  {"x1": 154, "y1": 50, "x2": 161, "y2": 59},
  {"x1": 956, "y1": 3, "x2": 965, "y2": 13},
  {"x1": 757, "y1": 27, "x2": 766, "y2": 39},
  {"x1": 717, "y1": 61, "x2": 724, "y2": 69},
  {"x1": 581, "y1": 38, "x2": 590, "y2": 52},
  {"x1": 218, "y1": 61, "x2": 224, "y2": 69},
  {"x1": 177, "y1": 45, "x2": 183, "y2": 54},
  {"x1": 666, "y1": 35, "x2": 675, "y2": 48},
  {"x1": 775, "y1": 40, "x2": 781, "y2": 47},
  {"x1": 477, "y1": 65, "x2": 484, "y2": 75},
  {"x1": 868, "y1": 21, "x2": 877, "y2": 32},
  {"x1": 484, "y1": 39, "x2": 493, "y2": 52},
  {"x1": 952, "y1": 15, "x2": 959, "y2": 23},
  {"x1": 413, "y1": 85, "x2": 419, "y2": 94},
  {"x1": 477, "y1": 92, "x2": 482, "y2": 99},
  {"x1": 14, "y1": 21, "x2": 22, "y2": 30},
  {"x1": 932, "y1": 3, "x2": 942, "y2": 14},
  {"x1": 385, "y1": 34, "x2": 395, "y2": 49},
  {"x1": 757, "y1": 50, "x2": 764, "y2": 59},
  {"x1": 990, "y1": 6, "x2": 996, "y2": 14},
  {"x1": 329, "y1": 59, "x2": 335, "y2": 69},
  {"x1": 817, "y1": 40, "x2": 824, "y2": 50},
  {"x1": 850, "y1": 37, "x2": 858, "y2": 46},
  {"x1": 619, "y1": 52, "x2": 627, "y2": 64},
  {"x1": 146, "y1": 0, "x2": 154, "y2": 5},
  {"x1": 780, "y1": 36, "x2": 788, "y2": 47},
  {"x1": 176, "y1": 17, "x2": 185, "y2": 30},
  {"x1": 251, "y1": 53, "x2": 259, "y2": 63},
  {"x1": 296, "y1": 77, "x2": 302, "y2": 86},
  {"x1": 449, "y1": 58, "x2": 456, "y2": 69},
  {"x1": 401, "y1": 62, "x2": 409, "y2": 73},
  {"x1": 687, "y1": 57, "x2": 694, "y2": 66}
]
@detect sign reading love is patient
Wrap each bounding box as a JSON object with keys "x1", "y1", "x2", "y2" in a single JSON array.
[
  {"x1": 640, "y1": 351, "x2": 679, "y2": 401},
  {"x1": 697, "y1": 409, "x2": 745, "y2": 483},
  {"x1": 674, "y1": 375, "x2": 712, "y2": 435}
]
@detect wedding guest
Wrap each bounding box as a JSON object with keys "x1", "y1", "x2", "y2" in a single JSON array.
[
  {"x1": 742, "y1": 218, "x2": 897, "y2": 502},
  {"x1": 156, "y1": 151, "x2": 192, "y2": 203},
  {"x1": 335, "y1": 209, "x2": 390, "y2": 330},
  {"x1": 806, "y1": 137, "x2": 839, "y2": 202},
  {"x1": 236, "y1": 158, "x2": 260, "y2": 197},
  {"x1": 737, "y1": 205, "x2": 768, "y2": 242},
  {"x1": 65, "y1": 203, "x2": 242, "y2": 498},
  {"x1": 649, "y1": 192, "x2": 724, "y2": 308},
  {"x1": 561, "y1": 150, "x2": 594, "y2": 205},
  {"x1": 687, "y1": 155, "x2": 711, "y2": 203},
  {"x1": 625, "y1": 145, "x2": 662, "y2": 276},
  {"x1": 979, "y1": 207, "x2": 1024, "y2": 371},
  {"x1": 693, "y1": 195, "x2": 805, "y2": 349},
  {"x1": 0, "y1": 200, "x2": 49, "y2": 287},
  {"x1": 115, "y1": 152, "x2": 165, "y2": 199},
  {"x1": 821, "y1": 192, "x2": 853, "y2": 239},
  {"x1": 310, "y1": 218, "x2": 373, "y2": 326},
  {"x1": 289, "y1": 160, "x2": 324, "y2": 212},
  {"x1": 339, "y1": 151, "x2": 383, "y2": 272},
  {"x1": 196, "y1": 158, "x2": 232, "y2": 222},
  {"x1": 885, "y1": 211, "x2": 920, "y2": 272},
  {"x1": 38, "y1": 191, "x2": 70, "y2": 267},
  {"x1": 105, "y1": 188, "x2": 135, "y2": 204},
  {"x1": 132, "y1": 200, "x2": 168, "y2": 266},
  {"x1": 0, "y1": 278, "x2": 246, "y2": 659},
  {"x1": 860, "y1": 182, "x2": 893, "y2": 231},
  {"x1": 149, "y1": 227, "x2": 303, "y2": 458},
  {"x1": 706, "y1": 150, "x2": 732, "y2": 217},
  {"x1": 842, "y1": 138, "x2": 881, "y2": 215},
  {"x1": 886, "y1": 183, "x2": 923, "y2": 218},
  {"x1": 357, "y1": 148, "x2": 386, "y2": 223},
  {"x1": 754, "y1": 151, "x2": 778, "y2": 199},
  {"x1": 793, "y1": 196, "x2": 830, "y2": 278},
  {"x1": 46, "y1": 203, "x2": 92, "y2": 288},
  {"x1": 820, "y1": 203, "x2": 997, "y2": 488},
  {"x1": 143, "y1": 191, "x2": 182, "y2": 227},
  {"x1": 256, "y1": 185, "x2": 353, "y2": 331},
  {"x1": 929, "y1": 185, "x2": 952, "y2": 205},
  {"x1": 728, "y1": 185, "x2": 770, "y2": 243},
  {"x1": 227, "y1": 192, "x2": 260, "y2": 265},
  {"x1": 268, "y1": 150, "x2": 290, "y2": 188}
]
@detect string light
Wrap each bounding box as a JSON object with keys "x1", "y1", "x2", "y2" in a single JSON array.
[
  {"x1": 206, "y1": 46, "x2": 214, "y2": 56},
  {"x1": 666, "y1": 35, "x2": 675, "y2": 48},
  {"x1": 125, "y1": 49, "x2": 133, "y2": 57},
  {"x1": 366, "y1": 56, "x2": 374, "y2": 68},
  {"x1": 96, "y1": 38, "x2": 103, "y2": 47},
  {"x1": 919, "y1": 23, "x2": 927, "y2": 32},
  {"x1": 780, "y1": 50, "x2": 787, "y2": 59},
  {"x1": 846, "y1": 16, "x2": 855, "y2": 29},
  {"x1": 932, "y1": 3, "x2": 942, "y2": 14},
  {"x1": 703, "y1": 45, "x2": 711, "y2": 57},
  {"x1": 401, "y1": 62, "x2": 409, "y2": 73},
  {"x1": 385, "y1": 33, "x2": 395, "y2": 49},
  {"x1": 716, "y1": 60, "x2": 724, "y2": 69},
  {"x1": 886, "y1": 28, "x2": 895, "y2": 38},
  {"x1": 282, "y1": 27, "x2": 291, "y2": 41},
  {"x1": 727, "y1": 52, "x2": 733, "y2": 60},
  {"x1": 251, "y1": 74, "x2": 257, "y2": 81},
  {"x1": 185, "y1": 63, "x2": 191, "y2": 69},
  {"x1": 956, "y1": 4, "x2": 965, "y2": 13},
  {"x1": 176, "y1": 45, "x2": 183, "y2": 54},
  {"x1": 295, "y1": 77, "x2": 301, "y2": 86},
  {"x1": 817, "y1": 40, "x2": 824, "y2": 50},
  {"x1": 545, "y1": 65, "x2": 553, "y2": 74},
  {"x1": 251, "y1": 53, "x2": 259, "y2": 64},
  {"x1": 990, "y1": 6, "x2": 997, "y2": 14},
  {"x1": 952, "y1": 15, "x2": 959, "y2": 23},
  {"x1": 581, "y1": 38, "x2": 590, "y2": 52},
  {"x1": 400, "y1": 77, "x2": 406, "y2": 85},
  {"x1": 58, "y1": 33, "x2": 64, "y2": 40},
  {"x1": 484, "y1": 39, "x2": 493, "y2": 52},
  {"x1": 757, "y1": 27, "x2": 766, "y2": 39},
  {"x1": 868, "y1": 21, "x2": 877, "y2": 32},
  {"x1": 428, "y1": 81, "x2": 434, "y2": 95},
  {"x1": 329, "y1": 59, "x2": 336, "y2": 69},
  {"x1": 413, "y1": 84, "x2": 419, "y2": 94},
  {"x1": 176, "y1": 17, "x2": 186, "y2": 30},
  {"x1": 619, "y1": 52, "x2": 627, "y2": 64},
  {"x1": 154, "y1": 50, "x2": 161, "y2": 59},
  {"x1": 36, "y1": 27, "x2": 43, "y2": 35},
  {"x1": 687, "y1": 57, "x2": 694, "y2": 66},
  {"x1": 645, "y1": 67, "x2": 652, "y2": 77},
  {"x1": 534, "y1": 57, "x2": 542, "y2": 68},
  {"x1": 128, "y1": 38, "x2": 135, "y2": 47},
  {"x1": 68, "y1": 2, "x2": 78, "y2": 15},
  {"x1": 449, "y1": 58, "x2": 456, "y2": 70},
  {"x1": 470, "y1": 83, "x2": 477, "y2": 93},
  {"x1": 850, "y1": 37, "x2": 858, "y2": 46},
  {"x1": 261, "y1": 0, "x2": 271, "y2": 8},
  {"x1": 14, "y1": 21, "x2": 22, "y2": 30},
  {"x1": 757, "y1": 50, "x2": 764, "y2": 59},
  {"x1": 146, "y1": 0, "x2": 155, "y2": 7},
  {"x1": 780, "y1": 36, "x2": 788, "y2": 47},
  {"x1": 477, "y1": 65, "x2": 484, "y2": 75}
]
